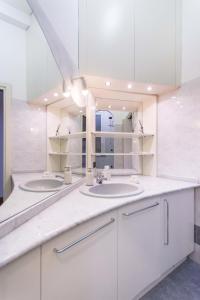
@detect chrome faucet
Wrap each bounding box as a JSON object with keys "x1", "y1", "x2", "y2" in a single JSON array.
[{"x1": 96, "y1": 172, "x2": 105, "y2": 184}]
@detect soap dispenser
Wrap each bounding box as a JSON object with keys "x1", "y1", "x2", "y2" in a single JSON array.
[
  {"x1": 64, "y1": 166, "x2": 72, "y2": 185},
  {"x1": 86, "y1": 168, "x2": 94, "y2": 186}
]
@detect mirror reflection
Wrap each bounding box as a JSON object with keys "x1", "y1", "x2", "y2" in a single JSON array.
[
  {"x1": 0, "y1": 1, "x2": 85, "y2": 226},
  {"x1": 93, "y1": 98, "x2": 145, "y2": 175}
]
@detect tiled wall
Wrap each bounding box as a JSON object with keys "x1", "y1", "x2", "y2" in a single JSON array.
[
  {"x1": 158, "y1": 77, "x2": 200, "y2": 264},
  {"x1": 11, "y1": 99, "x2": 47, "y2": 173}
]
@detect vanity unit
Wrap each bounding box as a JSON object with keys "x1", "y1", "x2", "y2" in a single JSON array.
[{"x1": 0, "y1": 177, "x2": 196, "y2": 300}]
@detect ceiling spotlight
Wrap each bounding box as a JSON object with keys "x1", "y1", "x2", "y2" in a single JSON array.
[
  {"x1": 147, "y1": 86, "x2": 153, "y2": 92},
  {"x1": 122, "y1": 106, "x2": 126, "y2": 110},
  {"x1": 44, "y1": 98, "x2": 48, "y2": 102},
  {"x1": 82, "y1": 89, "x2": 89, "y2": 96},
  {"x1": 80, "y1": 110, "x2": 83, "y2": 113},
  {"x1": 108, "y1": 105, "x2": 112, "y2": 109},
  {"x1": 63, "y1": 91, "x2": 70, "y2": 98},
  {"x1": 127, "y1": 83, "x2": 132, "y2": 89},
  {"x1": 54, "y1": 92, "x2": 59, "y2": 97},
  {"x1": 105, "y1": 81, "x2": 111, "y2": 87}
]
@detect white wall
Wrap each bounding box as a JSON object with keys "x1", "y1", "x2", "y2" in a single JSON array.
[
  {"x1": 182, "y1": 0, "x2": 200, "y2": 83},
  {"x1": 0, "y1": 19, "x2": 26, "y2": 100}
]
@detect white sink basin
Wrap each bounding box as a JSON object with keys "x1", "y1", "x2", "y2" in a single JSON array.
[
  {"x1": 80, "y1": 182, "x2": 144, "y2": 198},
  {"x1": 19, "y1": 178, "x2": 64, "y2": 192}
]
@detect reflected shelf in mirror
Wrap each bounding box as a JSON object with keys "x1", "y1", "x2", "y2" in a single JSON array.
[
  {"x1": 92, "y1": 131, "x2": 154, "y2": 138},
  {"x1": 92, "y1": 152, "x2": 154, "y2": 156},
  {"x1": 49, "y1": 132, "x2": 86, "y2": 140},
  {"x1": 49, "y1": 152, "x2": 86, "y2": 156}
]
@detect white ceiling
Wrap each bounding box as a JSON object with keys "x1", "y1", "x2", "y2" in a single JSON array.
[{"x1": 2, "y1": 0, "x2": 31, "y2": 14}]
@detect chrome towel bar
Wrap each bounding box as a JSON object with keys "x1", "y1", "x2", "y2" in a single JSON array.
[
  {"x1": 122, "y1": 202, "x2": 159, "y2": 217},
  {"x1": 53, "y1": 217, "x2": 115, "y2": 254}
]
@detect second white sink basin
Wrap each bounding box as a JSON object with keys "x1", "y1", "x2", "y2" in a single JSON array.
[
  {"x1": 19, "y1": 178, "x2": 64, "y2": 192},
  {"x1": 80, "y1": 182, "x2": 144, "y2": 198}
]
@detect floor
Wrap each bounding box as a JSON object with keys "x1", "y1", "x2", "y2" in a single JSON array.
[{"x1": 141, "y1": 259, "x2": 200, "y2": 300}]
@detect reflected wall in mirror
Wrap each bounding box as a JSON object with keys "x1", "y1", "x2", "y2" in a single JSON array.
[
  {"x1": 92, "y1": 97, "x2": 155, "y2": 175},
  {"x1": 95, "y1": 109, "x2": 141, "y2": 173}
]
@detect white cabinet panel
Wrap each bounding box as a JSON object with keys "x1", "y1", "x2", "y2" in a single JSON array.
[
  {"x1": 79, "y1": 0, "x2": 133, "y2": 80},
  {"x1": 0, "y1": 248, "x2": 40, "y2": 300},
  {"x1": 41, "y1": 212, "x2": 117, "y2": 300},
  {"x1": 134, "y1": 0, "x2": 178, "y2": 85},
  {"x1": 161, "y1": 189, "x2": 194, "y2": 272},
  {"x1": 118, "y1": 197, "x2": 162, "y2": 300}
]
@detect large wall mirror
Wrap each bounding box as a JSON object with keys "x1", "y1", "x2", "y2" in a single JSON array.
[{"x1": 0, "y1": 0, "x2": 85, "y2": 229}]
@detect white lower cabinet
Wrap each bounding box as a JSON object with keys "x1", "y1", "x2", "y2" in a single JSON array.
[
  {"x1": 161, "y1": 189, "x2": 194, "y2": 273},
  {"x1": 41, "y1": 211, "x2": 117, "y2": 300},
  {"x1": 0, "y1": 248, "x2": 40, "y2": 300},
  {"x1": 0, "y1": 189, "x2": 194, "y2": 300},
  {"x1": 118, "y1": 197, "x2": 162, "y2": 300}
]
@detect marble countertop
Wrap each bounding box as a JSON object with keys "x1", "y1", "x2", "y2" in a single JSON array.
[{"x1": 0, "y1": 175, "x2": 199, "y2": 268}]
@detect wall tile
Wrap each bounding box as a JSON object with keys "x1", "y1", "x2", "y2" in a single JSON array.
[
  {"x1": 11, "y1": 99, "x2": 47, "y2": 172},
  {"x1": 158, "y1": 77, "x2": 200, "y2": 181}
]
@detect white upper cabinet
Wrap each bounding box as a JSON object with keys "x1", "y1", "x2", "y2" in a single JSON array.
[
  {"x1": 79, "y1": 0, "x2": 181, "y2": 86},
  {"x1": 79, "y1": 0, "x2": 134, "y2": 80},
  {"x1": 134, "y1": 0, "x2": 179, "y2": 85}
]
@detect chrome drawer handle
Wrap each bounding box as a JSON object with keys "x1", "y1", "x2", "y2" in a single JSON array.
[
  {"x1": 122, "y1": 202, "x2": 159, "y2": 217},
  {"x1": 53, "y1": 218, "x2": 115, "y2": 254},
  {"x1": 164, "y1": 199, "x2": 169, "y2": 245}
]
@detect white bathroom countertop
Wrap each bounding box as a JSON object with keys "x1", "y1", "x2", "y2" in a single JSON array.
[{"x1": 0, "y1": 175, "x2": 199, "y2": 268}]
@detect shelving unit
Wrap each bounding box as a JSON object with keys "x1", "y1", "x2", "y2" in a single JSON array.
[{"x1": 47, "y1": 100, "x2": 86, "y2": 173}]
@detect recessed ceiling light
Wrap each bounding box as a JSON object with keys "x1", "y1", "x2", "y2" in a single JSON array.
[
  {"x1": 108, "y1": 105, "x2": 112, "y2": 109},
  {"x1": 147, "y1": 86, "x2": 153, "y2": 92},
  {"x1": 105, "y1": 81, "x2": 111, "y2": 87},
  {"x1": 122, "y1": 106, "x2": 126, "y2": 110},
  {"x1": 54, "y1": 92, "x2": 59, "y2": 97},
  {"x1": 127, "y1": 83, "x2": 132, "y2": 89},
  {"x1": 63, "y1": 91, "x2": 70, "y2": 98},
  {"x1": 80, "y1": 110, "x2": 83, "y2": 113},
  {"x1": 44, "y1": 98, "x2": 48, "y2": 102},
  {"x1": 82, "y1": 89, "x2": 89, "y2": 96}
]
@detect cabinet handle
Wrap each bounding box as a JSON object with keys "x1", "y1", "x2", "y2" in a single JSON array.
[
  {"x1": 122, "y1": 202, "x2": 159, "y2": 217},
  {"x1": 53, "y1": 218, "x2": 115, "y2": 254},
  {"x1": 164, "y1": 199, "x2": 169, "y2": 245}
]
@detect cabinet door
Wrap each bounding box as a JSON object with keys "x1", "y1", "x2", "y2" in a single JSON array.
[
  {"x1": 161, "y1": 189, "x2": 194, "y2": 273},
  {"x1": 79, "y1": 0, "x2": 133, "y2": 80},
  {"x1": 134, "y1": 0, "x2": 180, "y2": 86},
  {"x1": 41, "y1": 212, "x2": 117, "y2": 300},
  {"x1": 118, "y1": 197, "x2": 162, "y2": 300},
  {"x1": 0, "y1": 248, "x2": 40, "y2": 300}
]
